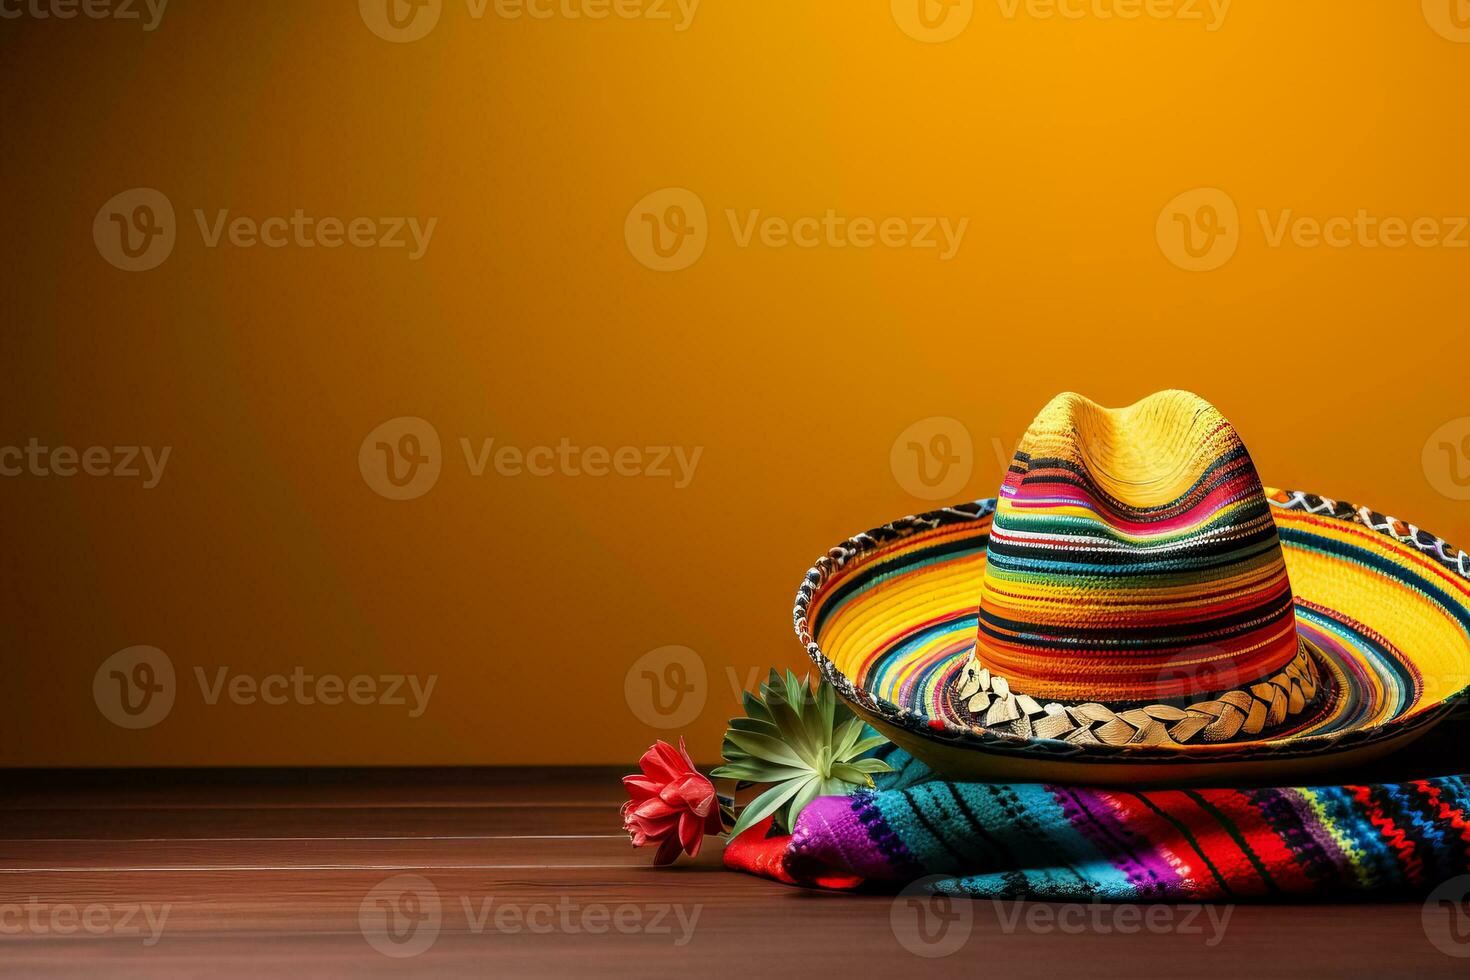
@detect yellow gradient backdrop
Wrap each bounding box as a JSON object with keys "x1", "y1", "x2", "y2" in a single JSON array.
[{"x1": 1, "y1": 1, "x2": 1467, "y2": 765}]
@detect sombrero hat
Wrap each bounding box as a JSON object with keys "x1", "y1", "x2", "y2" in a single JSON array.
[{"x1": 796, "y1": 391, "x2": 1470, "y2": 784}]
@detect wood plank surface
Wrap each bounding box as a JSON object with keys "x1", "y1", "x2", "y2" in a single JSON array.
[{"x1": 0, "y1": 768, "x2": 1465, "y2": 978}]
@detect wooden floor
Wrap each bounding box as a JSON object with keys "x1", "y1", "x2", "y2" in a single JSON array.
[{"x1": 0, "y1": 768, "x2": 1464, "y2": 978}]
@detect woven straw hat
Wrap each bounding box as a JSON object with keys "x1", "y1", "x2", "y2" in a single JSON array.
[{"x1": 797, "y1": 391, "x2": 1470, "y2": 783}]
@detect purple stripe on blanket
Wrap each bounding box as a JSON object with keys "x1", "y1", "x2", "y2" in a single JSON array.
[
  {"x1": 1054, "y1": 787, "x2": 1183, "y2": 897},
  {"x1": 786, "y1": 794, "x2": 918, "y2": 881}
]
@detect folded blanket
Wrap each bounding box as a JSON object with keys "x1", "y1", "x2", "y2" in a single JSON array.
[{"x1": 723, "y1": 748, "x2": 1470, "y2": 900}]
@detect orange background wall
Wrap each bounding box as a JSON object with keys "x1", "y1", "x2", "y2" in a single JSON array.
[{"x1": 2, "y1": 1, "x2": 1468, "y2": 765}]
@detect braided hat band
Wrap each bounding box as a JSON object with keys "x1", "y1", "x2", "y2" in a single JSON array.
[{"x1": 947, "y1": 639, "x2": 1324, "y2": 748}]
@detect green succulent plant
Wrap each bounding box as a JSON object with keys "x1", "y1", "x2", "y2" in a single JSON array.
[{"x1": 711, "y1": 670, "x2": 893, "y2": 840}]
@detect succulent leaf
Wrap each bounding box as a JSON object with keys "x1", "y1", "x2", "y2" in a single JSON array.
[
  {"x1": 717, "y1": 672, "x2": 894, "y2": 835},
  {"x1": 832, "y1": 716, "x2": 864, "y2": 759},
  {"x1": 727, "y1": 776, "x2": 806, "y2": 840},
  {"x1": 724, "y1": 730, "x2": 806, "y2": 769},
  {"x1": 741, "y1": 689, "x2": 775, "y2": 725},
  {"x1": 708, "y1": 759, "x2": 809, "y2": 783},
  {"x1": 848, "y1": 734, "x2": 891, "y2": 757},
  {"x1": 727, "y1": 717, "x2": 781, "y2": 738}
]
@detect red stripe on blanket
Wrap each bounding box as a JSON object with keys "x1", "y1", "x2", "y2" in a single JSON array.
[
  {"x1": 1204, "y1": 789, "x2": 1315, "y2": 894},
  {"x1": 1145, "y1": 791, "x2": 1276, "y2": 897},
  {"x1": 1091, "y1": 791, "x2": 1221, "y2": 899},
  {"x1": 721, "y1": 817, "x2": 862, "y2": 890}
]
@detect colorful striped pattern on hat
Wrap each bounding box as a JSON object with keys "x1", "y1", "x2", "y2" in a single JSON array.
[
  {"x1": 975, "y1": 391, "x2": 1302, "y2": 703},
  {"x1": 799, "y1": 493, "x2": 1470, "y2": 768}
]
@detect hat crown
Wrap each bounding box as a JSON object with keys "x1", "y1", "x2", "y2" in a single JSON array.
[{"x1": 974, "y1": 390, "x2": 1301, "y2": 703}]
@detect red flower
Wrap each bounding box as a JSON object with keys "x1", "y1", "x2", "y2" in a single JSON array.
[{"x1": 622, "y1": 739, "x2": 723, "y2": 865}]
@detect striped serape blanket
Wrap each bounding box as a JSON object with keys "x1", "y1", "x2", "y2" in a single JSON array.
[{"x1": 722, "y1": 748, "x2": 1470, "y2": 900}]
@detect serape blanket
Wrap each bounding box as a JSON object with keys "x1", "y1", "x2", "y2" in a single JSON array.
[{"x1": 723, "y1": 748, "x2": 1470, "y2": 900}]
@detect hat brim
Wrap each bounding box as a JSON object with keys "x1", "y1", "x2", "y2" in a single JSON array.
[{"x1": 796, "y1": 489, "x2": 1470, "y2": 785}]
